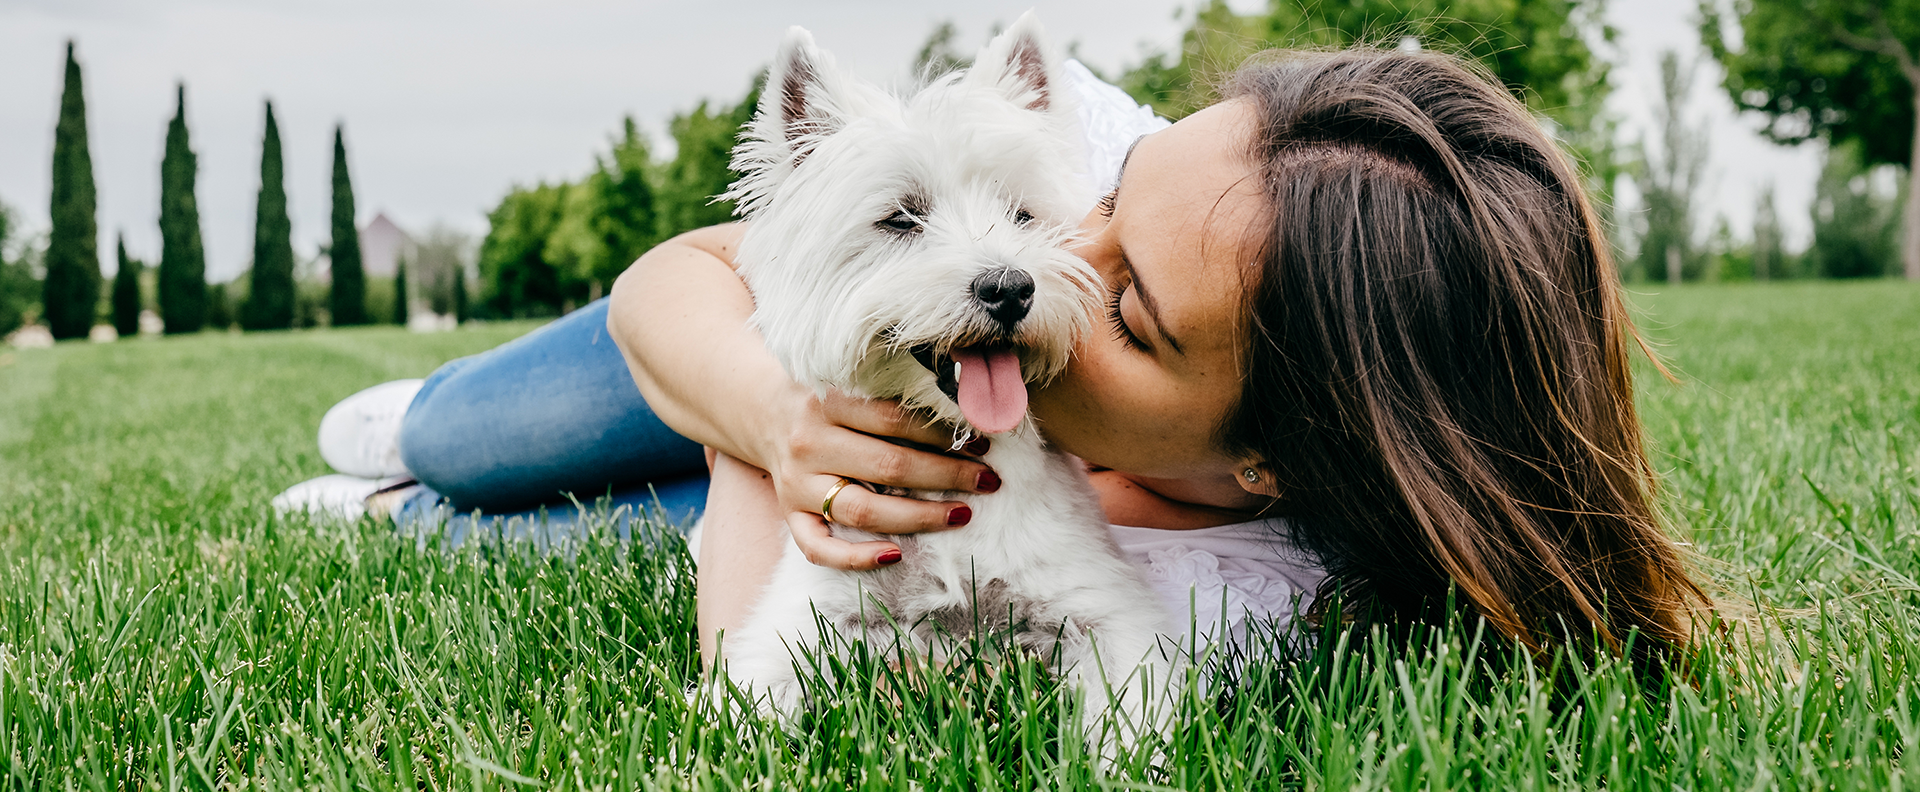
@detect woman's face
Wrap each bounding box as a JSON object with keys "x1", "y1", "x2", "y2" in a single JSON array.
[{"x1": 1030, "y1": 99, "x2": 1268, "y2": 484}]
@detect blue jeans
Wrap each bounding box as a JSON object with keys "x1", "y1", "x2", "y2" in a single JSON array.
[{"x1": 394, "y1": 298, "x2": 711, "y2": 540}]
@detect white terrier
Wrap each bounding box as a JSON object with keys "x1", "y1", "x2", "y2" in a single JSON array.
[{"x1": 717, "y1": 13, "x2": 1175, "y2": 749}]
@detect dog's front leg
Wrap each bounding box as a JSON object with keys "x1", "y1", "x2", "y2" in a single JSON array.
[{"x1": 1059, "y1": 619, "x2": 1181, "y2": 769}]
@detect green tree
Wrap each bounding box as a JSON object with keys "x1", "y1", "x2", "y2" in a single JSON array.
[
  {"x1": 1701, "y1": 0, "x2": 1920, "y2": 278},
  {"x1": 1809, "y1": 140, "x2": 1902, "y2": 277},
  {"x1": 392, "y1": 257, "x2": 409, "y2": 326},
  {"x1": 329, "y1": 124, "x2": 368, "y2": 326},
  {"x1": 158, "y1": 83, "x2": 206, "y2": 334},
  {"x1": 44, "y1": 41, "x2": 100, "y2": 341},
  {"x1": 111, "y1": 234, "x2": 140, "y2": 337},
  {"x1": 657, "y1": 81, "x2": 760, "y2": 240},
  {"x1": 1116, "y1": 0, "x2": 1624, "y2": 238},
  {"x1": 1633, "y1": 52, "x2": 1710, "y2": 282},
  {"x1": 478, "y1": 183, "x2": 567, "y2": 318},
  {"x1": 0, "y1": 200, "x2": 45, "y2": 336},
  {"x1": 245, "y1": 101, "x2": 296, "y2": 330},
  {"x1": 452, "y1": 255, "x2": 468, "y2": 324},
  {"x1": 597, "y1": 117, "x2": 658, "y2": 287}
]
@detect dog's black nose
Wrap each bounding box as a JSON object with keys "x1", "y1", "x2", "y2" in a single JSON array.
[{"x1": 970, "y1": 268, "x2": 1035, "y2": 328}]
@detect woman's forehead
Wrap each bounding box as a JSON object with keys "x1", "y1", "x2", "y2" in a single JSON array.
[{"x1": 1121, "y1": 101, "x2": 1265, "y2": 355}]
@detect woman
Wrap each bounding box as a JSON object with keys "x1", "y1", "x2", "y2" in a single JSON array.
[{"x1": 608, "y1": 47, "x2": 1710, "y2": 670}]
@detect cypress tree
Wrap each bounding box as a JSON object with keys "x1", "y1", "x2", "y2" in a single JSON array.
[
  {"x1": 112, "y1": 233, "x2": 140, "y2": 337},
  {"x1": 158, "y1": 83, "x2": 207, "y2": 334},
  {"x1": 328, "y1": 124, "x2": 367, "y2": 326},
  {"x1": 392, "y1": 258, "x2": 409, "y2": 325},
  {"x1": 452, "y1": 260, "x2": 468, "y2": 324},
  {"x1": 244, "y1": 100, "x2": 296, "y2": 330},
  {"x1": 43, "y1": 41, "x2": 101, "y2": 341}
]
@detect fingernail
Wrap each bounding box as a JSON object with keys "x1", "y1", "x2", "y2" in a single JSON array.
[
  {"x1": 947, "y1": 505, "x2": 972, "y2": 527},
  {"x1": 877, "y1": 550, "x2": 903, "y2": 566},
  {"x1": 976, "y1": 470, "x2": 1002, "y2": 493},
  {"x1": 963, "y1": 437, "x2": 991, "y2": 456}
]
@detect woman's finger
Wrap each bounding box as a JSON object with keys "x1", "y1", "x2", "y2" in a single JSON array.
[
  {"x1": 814, "y1": 474, "x2": 971, "y2": 535},
  {"x1": 786, "y1": 511, "x2": 902, "y2": 571},
  {"x1": 808, "y1": 430, "x2": 998, "y2": 494},
  {"x1": 821, "y1": 391, "x2": 989, "y2": 455}
]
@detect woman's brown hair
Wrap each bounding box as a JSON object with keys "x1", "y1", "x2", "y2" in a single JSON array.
[{"x1": 1221, "y1": 49, "x2": 1709, "y2": 667}]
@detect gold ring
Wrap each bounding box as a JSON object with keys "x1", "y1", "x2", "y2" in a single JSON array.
[{"x1": 820, "y1": 477, "x2": 857, "y2": 525}]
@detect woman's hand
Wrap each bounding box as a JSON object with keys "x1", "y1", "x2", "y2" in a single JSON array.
[
  {"x1": 607, "y1": 223, "x2": 998, "y2": 571},
  {"x1": 764, "y1": 389, "x2": 999, "y2": 571}
]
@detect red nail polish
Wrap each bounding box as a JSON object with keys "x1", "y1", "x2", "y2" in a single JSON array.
[
  {"x1": 976, "y1": 470, "x2": 1002, "y2": 493},
  {"x1": 947, "y1": 505, "x2": 972, "y2": 527},
  {"x1": 964, "y1": 437, "x2": 991, "y2": 456},
  {"x1": 877, "y1": 550, "x2": 903, "y2": 566}
]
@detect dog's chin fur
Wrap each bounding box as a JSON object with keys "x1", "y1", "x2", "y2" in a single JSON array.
[{"x1": 717, "y1": 12, "x2": 1178, "y2": 759}]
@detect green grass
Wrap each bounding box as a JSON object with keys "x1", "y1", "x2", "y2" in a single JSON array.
[{"x1": 1, "y1": 282, "x2": 1918, "y2": 789}]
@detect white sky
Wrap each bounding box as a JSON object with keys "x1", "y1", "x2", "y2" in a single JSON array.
[{"x1": 0, "y1": 0, "x2": 1824, "y2": 282}]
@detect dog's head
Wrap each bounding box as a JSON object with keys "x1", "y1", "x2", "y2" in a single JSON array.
[{"x1": 728, "y1": 12, "x2": 1100, "y2": 437}]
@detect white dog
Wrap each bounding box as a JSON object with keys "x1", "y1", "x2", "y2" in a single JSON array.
[{"x1": 715, "y1": 13, "x2": 1176, "y2": 749}]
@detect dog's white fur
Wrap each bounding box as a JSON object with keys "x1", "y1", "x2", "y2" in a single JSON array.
[{"x1": 717, "y1": 13, "x2": 1175, "y2": 749}]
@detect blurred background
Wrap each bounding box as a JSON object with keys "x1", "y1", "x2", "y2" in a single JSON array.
[{"x1": 0, "y1": 0, "x2": 1909, "y2": 342}]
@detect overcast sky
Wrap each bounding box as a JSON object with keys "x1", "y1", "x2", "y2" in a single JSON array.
[{"x1": 0, "y1": 0, "x2": 1823, "y2": 282}]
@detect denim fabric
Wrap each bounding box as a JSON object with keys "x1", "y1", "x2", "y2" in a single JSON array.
[{"x1": 396, "y1": 298, "x2": 711, "y2": 535}]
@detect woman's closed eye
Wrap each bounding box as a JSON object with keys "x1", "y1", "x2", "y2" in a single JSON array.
[
  {"x1": 1096, "y1": 188, "x2": 1119, "y2": 219},
  {"x1": 1105, "y1": 280, "x2": 1148, "y2": 351}
]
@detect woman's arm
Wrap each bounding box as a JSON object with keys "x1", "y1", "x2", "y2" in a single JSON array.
[{"x1": 606, "y1": 225, "x2": 1000, "y2": 654}]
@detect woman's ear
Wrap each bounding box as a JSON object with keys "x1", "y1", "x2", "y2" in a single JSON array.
[{"x1": 1236, "y1": 461, "x2": 1282, "y2": 499}]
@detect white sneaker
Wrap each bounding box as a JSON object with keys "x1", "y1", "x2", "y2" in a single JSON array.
[
  {"x1": 271, "y1": 474, "x2": 392, "y2": 520},
  {"x1": 318, "y1": 379, "x2": 425, "y2": 478}
]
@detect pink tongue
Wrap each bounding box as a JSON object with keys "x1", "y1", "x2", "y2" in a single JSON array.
[{"x1": 952, "y1": 347, "x2": 1027, "y2": 434}]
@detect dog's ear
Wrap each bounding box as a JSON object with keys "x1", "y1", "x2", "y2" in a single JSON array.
[
  {"x1": 762, "y1": 27, "x2": 851, "y2": 166},
  {"x1": 968, "y1": 11, "x2": 1060, "y2": 113},
  {"x1": 726, "y1": 26, "x2": 853, "y2": 217}
]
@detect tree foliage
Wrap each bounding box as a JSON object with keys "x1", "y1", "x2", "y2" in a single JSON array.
[
  {"x1": 112, "y1": 234, "x2": 140, "y2": 337},
  {"x1": 479, "y1": 78, "x2": 759, "y2": 317},
  {"x1": 245, "y1": 101, "x2": 296, "y2": 331},
  {"x1": 393, "y1": 258, "x2": 409, "y2": 326},
  {"x1": 158, "y1": 84, "x2": 207, "y2": 334},
  {"x1": 1701, "y1": 0, "x2": 1920, "y2": 277},
  {"x1": 44, "y1": 41, "x2": 100, "y2": 341},
  {"x1": 1119, "y1": 0, "x2": 1613, "y2": 125},
  {"x1": 1810, "y1": 140, "x2": 1903, "y2": 277},
  {"x1": 329, "y1": 125, "x2": 369, "y2": 326},
  {"x1": 1116, "y1": 0, "x2": 1623, "y2": 238},
  {"x1": 0, "y1": 201, "x2": 45, "y2": 336}
]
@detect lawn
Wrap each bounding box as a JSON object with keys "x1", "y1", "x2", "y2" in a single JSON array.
[{"x1": 1, "y1": 282, "x2": 1917, "y2": 789}]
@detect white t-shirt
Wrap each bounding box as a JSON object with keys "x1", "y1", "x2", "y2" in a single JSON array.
[
  {"x1": 1110, "y1": 519, "x2": 1326, "y2": 652},
  {"x1": 1062, "y1": 59, "x2": 1172, "y2": 208}
]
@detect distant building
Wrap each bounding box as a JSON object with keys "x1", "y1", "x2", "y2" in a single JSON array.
[{"x1": 360, "y1": 212, "x2": 415, "y2": 278}]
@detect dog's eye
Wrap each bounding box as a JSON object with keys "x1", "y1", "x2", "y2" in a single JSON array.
[
  {"x1": 1013, "y1": 209, "x2": 1035, "y2": 227},
  {"x1": 877, "y1": 210, "x2": 923, "y2": 235}
]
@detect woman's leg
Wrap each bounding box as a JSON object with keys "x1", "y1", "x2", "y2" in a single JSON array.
[
  {"x1": 399, "y1": 298, "x2": 708, "y2": 513},
  {"x1": 393, "y1": 470, "x2": 710, "y2": 550}
]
